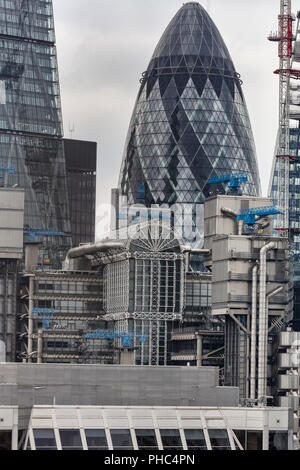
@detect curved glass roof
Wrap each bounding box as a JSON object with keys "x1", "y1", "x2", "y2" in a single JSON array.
[{"x1": 151, "y1": 2, "x2": 234, "y2": 70}]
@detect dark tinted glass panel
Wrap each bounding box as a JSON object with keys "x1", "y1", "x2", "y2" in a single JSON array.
[
  {"x1": 160, "y1": 429, "x2": 182, "y2": 449},
  {"x1": 135, "y1": 429, "x2": 158, "y2": 449},
  {"x1": 59, "y1": 429, "x2": 82, "y2": 450},
  {"x1": 33, "y1": 429, "x2": 56, "y2": 450},
  {"x1": 208, "y1": 429, "x2": 231, "y2": 450},
  {"x1": 269, "y1": 431, "x2": 288, "y2": 451},
  {"x1": 18, "y1": 430, "x2": 27, "y2": 451},
  {"x1": 110, "y1": 429, "x2": 133, "y2": 450},
  {"x1": 232, "y1": 430, "x2": 245, "y2": 450},
  {"x1": 85, "y1": 429, "x2": 108, "y2": 450},
  {"x1": 184, "y1": 429, "x2": 206, "y2": 449},
  {"x1": 0, "y1": 431, "x2": 11, "y2": 451},
  {"x1": 247, "y1": 431, "x2": 262, "y2": 451}
]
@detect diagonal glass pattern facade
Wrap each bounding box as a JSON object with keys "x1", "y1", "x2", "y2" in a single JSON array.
[
  {"x1": 0, "y1": 0, "x2": 71, "y2": 268},
  {"x1": 118, "y1": 2, "x2": 261, "y2": 247}
]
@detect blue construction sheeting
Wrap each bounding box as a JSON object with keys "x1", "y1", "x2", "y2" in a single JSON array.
[{"x1": 85, "y1": 329, "x2": 147, "y2": 348}]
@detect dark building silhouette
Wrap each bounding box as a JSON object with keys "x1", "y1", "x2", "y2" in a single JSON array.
[{"x1": 64, "y1": 139, "x2": 97, "y2": 246}]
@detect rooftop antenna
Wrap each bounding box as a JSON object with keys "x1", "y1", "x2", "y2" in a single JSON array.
[{"x1": 69, "y1": 122, "x2": 75, "y2": 139}]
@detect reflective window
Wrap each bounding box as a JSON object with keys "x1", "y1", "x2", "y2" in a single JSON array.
[
  {"x1": 59, "y1": 429, "x2": 82, "y2": 450},
  {"x1": 232, "y1": 430, "x2": 245, "y2": 450},
  {"x1": 184, "y1": 429, "x2": 207, "y2": 450},
  {"x1": 85, "y1": 429, "x2": 108, "y2": 450},
  {"x1": 33, "y1": 429, "x2": 56, "y2": 451},
  {"x1": 160, "y1": 429, "x2": 183, "y2": 449},
  {"x1": 208, "y1": 429, "x2": 231, "y2": 450},
  {"x1": 269, "y1": 431, "x2": 288, "y2": 451},
  {"x1": 110, "y1": 429, "x2": 133, "y2": 450},
  {"x1": 135, "y1": 429, "x2": 158, "y2": 450},
  {"x1": 233, "y1": 430, "x2": 262, "y2": 451}
]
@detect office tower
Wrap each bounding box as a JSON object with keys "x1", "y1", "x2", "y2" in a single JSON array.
[
  {"x1": 118, "y1": 2, "x2": 261, "y2": 247},
  {"x1": 64, "y1": 139, "x2": 97, "y2": 247},
  {"x1": 0, "y1": 0, "x2": 71, "y2": 268},
  {"x1": 269, "y1": 128, "x2": 300, "y2": 330}
]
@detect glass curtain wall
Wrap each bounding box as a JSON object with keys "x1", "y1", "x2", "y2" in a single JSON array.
[{"x1": 0, "y1": 0, "x2": 71, "y2": 268}]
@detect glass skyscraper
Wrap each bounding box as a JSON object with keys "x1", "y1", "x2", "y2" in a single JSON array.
[
  {"x1": 269, "y1": 128, "x2": 300, "y2": 330},
  {"x1": 118, "y1": 2, "x2": 261, "y2": 247},
  {"x1": 0, "y1": 0, "x2": 71, "y2": 268}
]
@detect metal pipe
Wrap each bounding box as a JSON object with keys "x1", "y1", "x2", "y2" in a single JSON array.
[
  {"x1": 250, "y1": 264, "x2": 258, "y2": 400},
  {"x1": 27, "y1": 276, "x2": 34, "y2": 363},
  {"x1": 196, "y1": 333, "x2": 203, "y2": 367},
  {"x1": 221, "y1": 207, "x2": 239, "y2": 234},
  {"x1": 64, "y1": 240, "x2": 125, "y2": 270},
  {"x1": 264, "y1": 286, "x2": 283, "y2": 393},
  {"x1": 257, "y1": 241, "x2": 275, "y2": 400},
  {"x1": 238, "y1": 220, "x2": 243, "y2": 235},
  {"x1": 190, "y1": 249, "x2": 211, "y2": 255},
  {"x1": 221, "y1": 207, "x2": 238, "y2": 218},
  {"x1": 37, "y1": 329, "x2": 43, "y2": 364},
  {"x1": 180, "y1": 247, "x2": 210, "y2": 272}
]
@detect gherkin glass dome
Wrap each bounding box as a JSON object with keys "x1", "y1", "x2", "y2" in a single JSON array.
[{"x1": 118, "y1": 2, "x2": 261, "y2": 246}]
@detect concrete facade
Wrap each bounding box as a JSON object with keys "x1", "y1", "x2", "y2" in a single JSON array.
[
  {"x1": 0, "y1": 188, "x2": 24, "y2": 260},
  {"x1": 0, "y1": 363, "x2": 238, "y2": 408}
]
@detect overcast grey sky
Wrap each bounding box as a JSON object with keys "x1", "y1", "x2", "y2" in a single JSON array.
[{"x1": 52, "y1": 0, "x2": 288, "y2": 213}]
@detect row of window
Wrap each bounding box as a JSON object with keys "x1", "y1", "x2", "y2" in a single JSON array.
[
  {"x1": 37, "y1": 282, "x2": 101, "y2": 293},
  {"x1": 0, "y1": 25, "x2": 53, "y2": 42},
  {"x1": 27, "y1": 428, "x2": 231, "y2": 451}
]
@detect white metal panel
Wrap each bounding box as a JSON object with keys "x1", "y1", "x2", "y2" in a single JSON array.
[
  {"x1": 54, "y1": 408, "x2": 78, "y2": 418},
  {"x1": 220, "y1": 409, "x2": 262, "y2": 430},
  {"x1": 31, "y1": 418, "x2": 53, "y2": 428},
  {"x1": 0, "y1": 408, "x2": 15, "y2": 428},
  {"x1": 56, "y1": 418, "x2": 80, "y2": 428},
  {"x1": 81, "y1": 418, "x2": 105, "y2": 428},
  {"x1": 267, "y1": 409, "x2": 290, "y2": 429}
]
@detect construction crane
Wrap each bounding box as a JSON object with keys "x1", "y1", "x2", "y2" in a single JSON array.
[
  {"x1": 268, "y1": 0, "x2": 299, "y2": 234},
  {"x1": 207, "y1": 173, "x2": 248, "y2": 195},
  {"x1": 85, "y1": 329, "x2": 147, "y2": 348},
  {"x1": 237, "y1": 206, "x2": 281, "y2": 228}
]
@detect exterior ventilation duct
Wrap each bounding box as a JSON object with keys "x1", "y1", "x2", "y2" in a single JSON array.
[
  {"x1": 63, "y1": 241, "x2": 125, "y2": 270},
  {"x1": 257, "y1": 241, "x2": 275, "y2": 400},
  {"x1": 250, "y1": 264, "x2": 258, "y2": 400}
]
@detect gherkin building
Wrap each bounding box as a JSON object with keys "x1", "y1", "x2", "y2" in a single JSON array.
[{"x1": 118, "y1": 2, "x2": 261, "y2": 246}]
